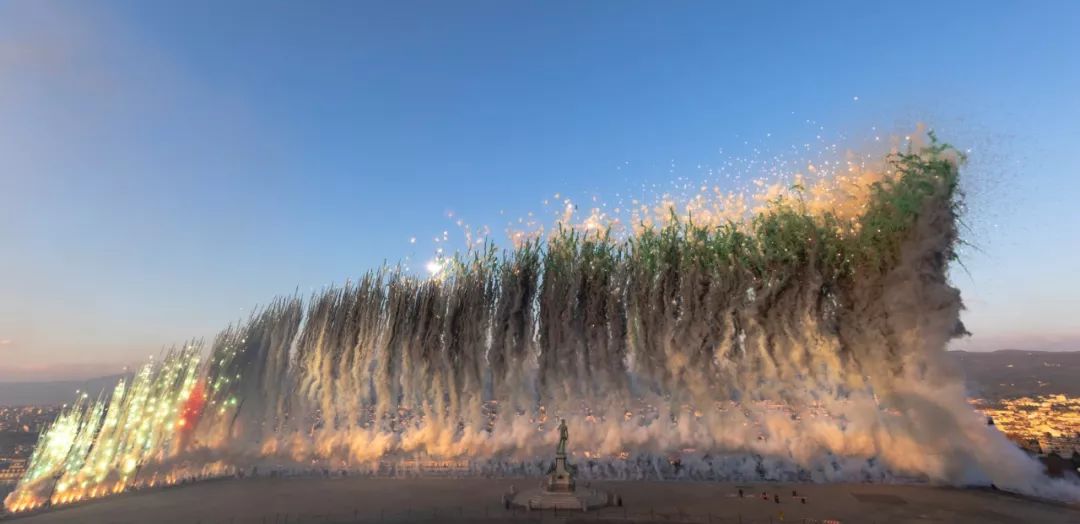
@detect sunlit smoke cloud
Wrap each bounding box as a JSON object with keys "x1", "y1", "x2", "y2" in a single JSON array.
[{"x1": 7, "y1": 132, "x2": 1078, "y2": 513}]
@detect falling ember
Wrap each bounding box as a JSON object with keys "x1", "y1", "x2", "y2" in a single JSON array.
[{"x1": 5, "y1": 133, "x2": 1079, "y2": 514}]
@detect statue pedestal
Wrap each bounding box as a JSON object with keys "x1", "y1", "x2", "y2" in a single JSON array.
[
  {"x1": 546, "y1": 454, "x2": 575, "y2": 493},
  {"x1": 509, "y1": 452, "x2": 610, "y2": 511},
  {"x1": 507, "y1": 420, "x2": 612, "y2": 511}
]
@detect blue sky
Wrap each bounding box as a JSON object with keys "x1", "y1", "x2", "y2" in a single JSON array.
[{"x1": 1, "y1": 1, "x2": 1078, "y2": 380}]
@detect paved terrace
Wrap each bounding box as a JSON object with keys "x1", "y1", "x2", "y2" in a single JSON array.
[{"x1": 3, "y1": 477, "x2": 1079, "y2": 523}]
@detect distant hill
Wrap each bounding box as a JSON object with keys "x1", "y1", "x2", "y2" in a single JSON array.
[
  {"x1": 949, "y1": 350, "x2": 1080, "y2": 400},
  {"x1": 0, "y1": 351, "x2": 1076, "y2": 406},
  {"x1": 0, "y1": 374, "x2": 129, "y2": 406}
]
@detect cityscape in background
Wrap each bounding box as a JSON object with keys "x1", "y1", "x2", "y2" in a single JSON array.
[
  {"x1": 972, "y1": 396, "x2": 1080, "y2": 457},
  {"x1": 3, "y1": 350, "x2": 1079, "y2": 494},
  {"x1": 0, "y1": 406, "x2": 60, "y2": 486}
]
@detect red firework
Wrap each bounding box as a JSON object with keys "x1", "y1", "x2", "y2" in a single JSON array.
[{"x1": 176, "y1": 380, "x2": 207, "y2": 436}]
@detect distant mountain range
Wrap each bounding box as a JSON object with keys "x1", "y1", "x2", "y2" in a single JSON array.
[
  {"x1": 949, "y1": 349, "x2": 1080, "y2": 400},
  {"x1": 0, "y1": 351, "x2": 1077, "y2": 406},
  {"x1": 0, "y1": 374, "x2": 131, "y2": 406}
]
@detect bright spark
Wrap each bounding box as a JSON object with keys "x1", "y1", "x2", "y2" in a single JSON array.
[{"x1": 425, "y1": 259, "x2": 445, "y2": 276}]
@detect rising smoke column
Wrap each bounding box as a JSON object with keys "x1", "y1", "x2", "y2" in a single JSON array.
[{"x1": 7, "y1": 135, "x2": 1078, "y2": 512}]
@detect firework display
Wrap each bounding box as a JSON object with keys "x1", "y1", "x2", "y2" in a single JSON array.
[{"x1": 7, "y1": 137, "x2": 1077, "y2": 513}]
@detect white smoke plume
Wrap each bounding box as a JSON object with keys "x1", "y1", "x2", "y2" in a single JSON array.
[{"x1": 7, "y1": 134, "x2": 1078, "y2": 513}]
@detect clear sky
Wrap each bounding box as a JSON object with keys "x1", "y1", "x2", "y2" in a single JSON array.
[{"x1": 2, "y1": 1, "x2": 1078, "y2": 381}]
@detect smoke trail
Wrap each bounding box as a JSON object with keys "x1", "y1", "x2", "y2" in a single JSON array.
[{"x1": 6, "y1": 134, "x2": 1078, "y2": 513}]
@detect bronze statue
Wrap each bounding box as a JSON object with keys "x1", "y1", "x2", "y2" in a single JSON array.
[{"x1": 556, "y1": 418, "x2": 568, "y2": 456}]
